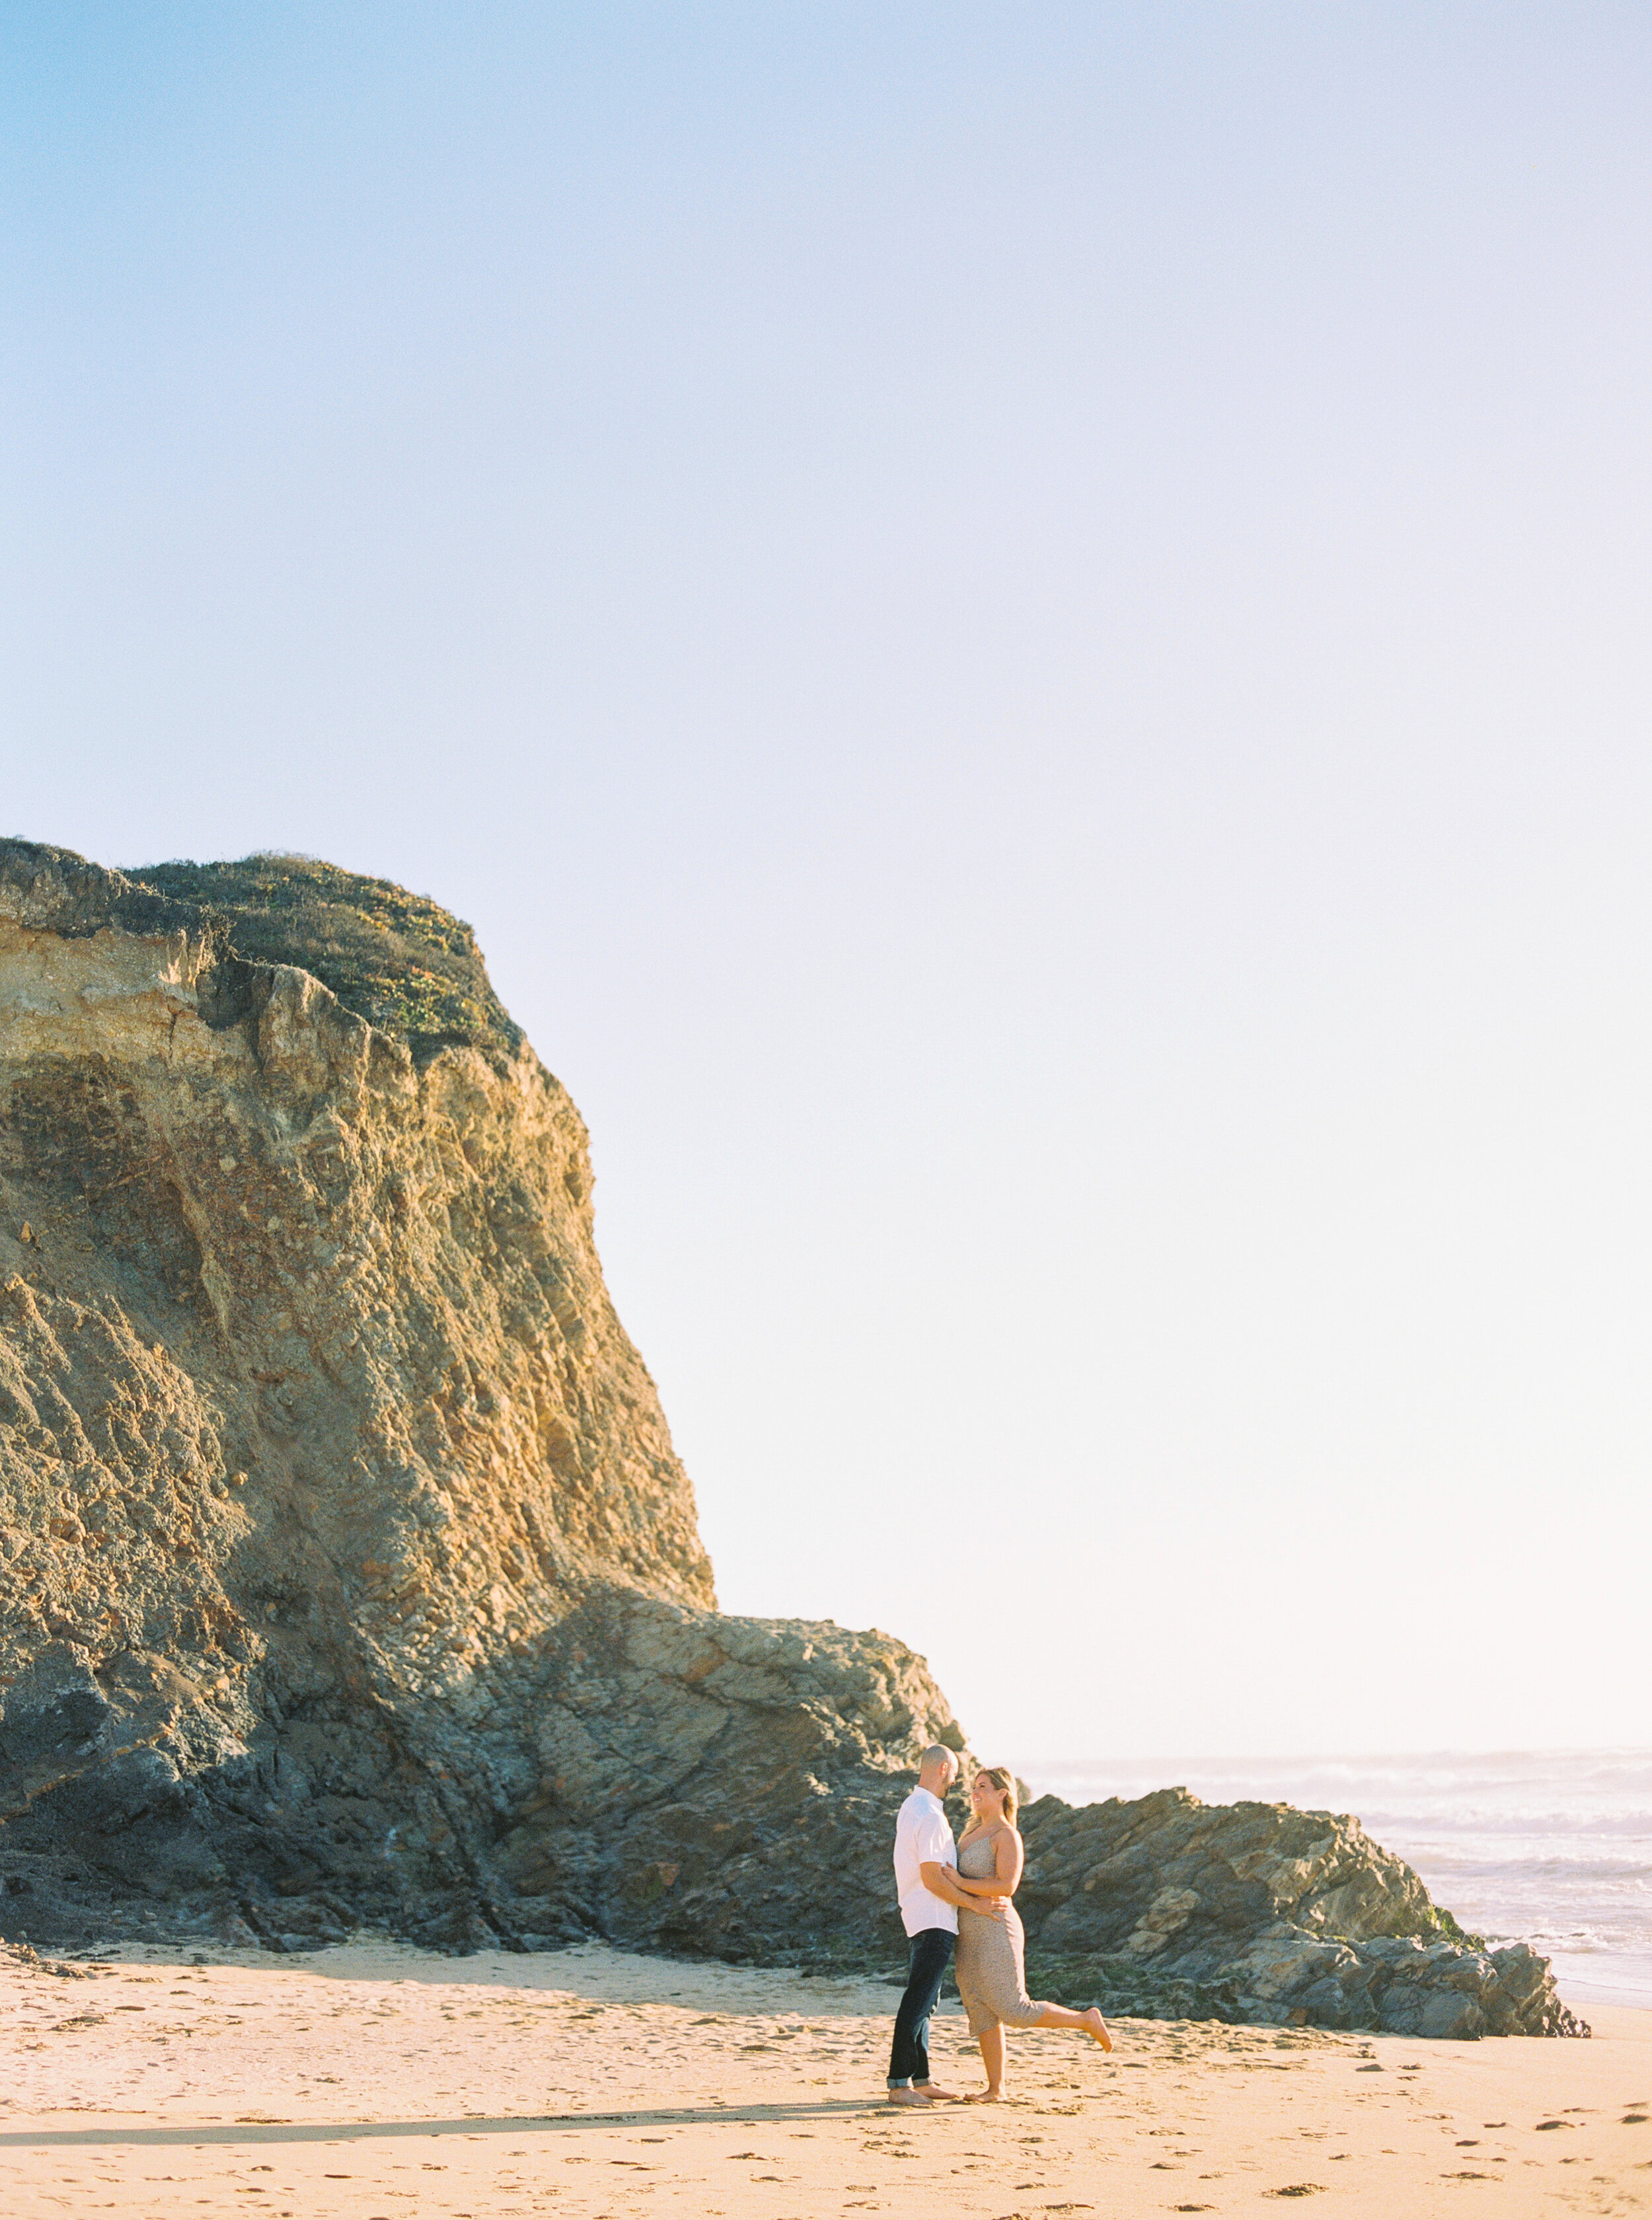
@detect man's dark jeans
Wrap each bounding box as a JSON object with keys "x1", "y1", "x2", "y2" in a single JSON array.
[{"x1": 887, "y1": 1925, "x2": 955, "y2": 2087}]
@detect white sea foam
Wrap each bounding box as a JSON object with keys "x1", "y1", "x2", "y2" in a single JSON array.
[{"x1": 1022, "y1": 1748, "x2": 1652, "y2": 2011}]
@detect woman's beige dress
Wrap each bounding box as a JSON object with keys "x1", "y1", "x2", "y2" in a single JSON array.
[{"x1": 953, "y1": 1828, "x2": 1049, "y2": 2036}]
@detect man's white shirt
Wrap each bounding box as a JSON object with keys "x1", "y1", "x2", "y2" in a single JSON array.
[{"x1": 893, "y1": 1785, "x2": 957, "y2": 1936}]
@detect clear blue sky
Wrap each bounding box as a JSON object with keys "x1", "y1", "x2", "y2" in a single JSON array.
[{"x1": 5, "y1": 4, "x2": 1651, "y2": 1763}]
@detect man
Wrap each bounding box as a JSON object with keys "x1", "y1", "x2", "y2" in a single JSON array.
[{"x1": 887, "y1": 1742, "x2": 991, "y2": 2104}]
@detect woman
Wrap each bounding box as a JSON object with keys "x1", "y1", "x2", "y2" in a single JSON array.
[{"x1": 952, "y1": 1765, "x2": 1112, "y2": 2100}]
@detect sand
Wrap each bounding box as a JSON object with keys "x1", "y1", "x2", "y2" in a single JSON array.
[{"x1": 0, "y1": 1940, "x2": 1646, "y2": 2217}]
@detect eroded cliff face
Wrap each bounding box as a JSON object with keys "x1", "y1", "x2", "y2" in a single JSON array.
[
  {"x1": 0, "y1": 841, "x2": 1582, "y2": 2037},
  {"x1": 0, "y1": 840, "x2": 960, "y2": 1957}
]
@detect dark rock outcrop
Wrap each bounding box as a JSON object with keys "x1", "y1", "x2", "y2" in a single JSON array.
[
  {"x1": 1015, "y1": 1789, "x2": 1585, "y2": 2038},
  {"x1": 0, "y1": 840, "x2": 1585, "y2": 2036}
]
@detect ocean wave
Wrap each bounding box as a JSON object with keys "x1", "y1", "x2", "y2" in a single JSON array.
[{"x1": 1403, "y1": 1855, "x2": 1652, "y2": 1891}]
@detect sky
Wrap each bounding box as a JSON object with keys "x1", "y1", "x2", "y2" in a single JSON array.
[{"x1": 3, "y1": 3, "x2": 1651, "y2": 1769}]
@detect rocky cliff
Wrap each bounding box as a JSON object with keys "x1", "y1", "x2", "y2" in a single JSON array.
[{"x1": 0, "y1": 841, "x2": 1582, "y2": 2036}]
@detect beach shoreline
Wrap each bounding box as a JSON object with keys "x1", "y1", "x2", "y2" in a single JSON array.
[{"x1": 1, "y1": 1939, "x2": 1647, "y2": 2217}]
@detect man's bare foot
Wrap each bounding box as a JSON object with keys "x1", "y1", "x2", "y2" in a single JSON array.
[
  {"x1": 963, "y1": 2087, "x2": 1005, "y2": 2102},
  {"x1": 886, "y1": 2086, "x2": 932, "y2": 2104},
  {"x1": 916, "y1": 2081, "x2": 960, "y2": 2101},
  {"x1": 1084, "y1": 2006, "x2": 1113, "y2": 2052}
]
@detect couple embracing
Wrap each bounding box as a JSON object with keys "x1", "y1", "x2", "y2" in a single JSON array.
[{"x1": 887, "y1": 1744, "x2": 1111, "y2": 2104}]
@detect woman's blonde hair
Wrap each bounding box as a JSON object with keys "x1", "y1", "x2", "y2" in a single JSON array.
[{"x1": 975, "y1": 1765, "x2": 1018, "y2": 1827}]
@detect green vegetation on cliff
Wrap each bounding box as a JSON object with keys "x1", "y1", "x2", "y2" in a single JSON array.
[{"x1": 129, "y1": 853, "x2": 523, "y2": 1068}]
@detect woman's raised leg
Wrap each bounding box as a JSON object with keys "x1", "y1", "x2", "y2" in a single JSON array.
[{"x1": 1032, "y1": 2002, "x2": 1112, "y2": 2051}]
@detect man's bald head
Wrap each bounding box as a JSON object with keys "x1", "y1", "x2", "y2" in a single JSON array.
[{"x1": 917, "y1": 1744, "x2": 958, "y2": 1796}]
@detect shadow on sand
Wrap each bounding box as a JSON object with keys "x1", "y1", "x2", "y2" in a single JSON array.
[{"x1": 0, "y1": 2098, "x2": 891, "y2": 2148}]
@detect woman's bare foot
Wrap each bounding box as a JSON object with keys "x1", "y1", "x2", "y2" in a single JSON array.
[
  {"x1": 1084, "y1": 2006, "x2": 1113, "y2": 2052},
  {"x1": 964, "y1": 2087, "x2": 1005, "y2": 2102}
]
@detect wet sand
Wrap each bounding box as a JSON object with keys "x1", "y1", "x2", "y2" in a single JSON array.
[{"x1": 1, "y1": 1939, "x2": 1646, "y2": 2217}]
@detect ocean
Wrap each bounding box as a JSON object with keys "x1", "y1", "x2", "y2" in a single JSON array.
[{"x1": 1024, "y1": 1749, "x2": 1652, "y2": 2014}]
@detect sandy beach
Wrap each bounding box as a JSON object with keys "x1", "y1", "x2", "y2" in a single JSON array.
[{"x1": 0, "y1": 1941, "x2": 1645, "y2": 2219}]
